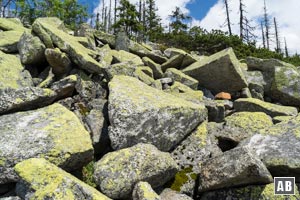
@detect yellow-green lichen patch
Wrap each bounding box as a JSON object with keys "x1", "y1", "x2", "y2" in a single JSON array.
[
  {"x1": 136, "y1": 182, "x2": 160, "y2": 199},
  {"x1": 170, "y1": 167, "x2": 197, "y2": 192},
  {"x1": 0, "y1": 31, "x2": 24, "y2": 51},
  {"x1": 0, "y1": 18, "x2": 28, "y2": 31},
  {"x1": 14, "y1": 158, "x2": 111, "y2": 200},
  {"x1": 0, "y1": 157, "x2": 6, "y2": 166},
  {"x1": 0, "y1": 51, "x2": 32, "y2": 90},
  {"x1": 225, "y1": 112, "x2": 273, "y2": 133},
  {"x1": 193, "y1": 121, "x2": 208, "y2": 148}
]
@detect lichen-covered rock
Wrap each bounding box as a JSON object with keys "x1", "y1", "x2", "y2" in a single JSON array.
[
  {"x1": 32, "y1": 17, "x2": 105, "y2": 74},
  {"x1": 161, "y1": 54, "x2": 185, "y2": 72},
  {"x1": 45, "y1": 48, "x2": 72, "y2": 77},
  {"x1": 271, "y1": 65, "x2": 300, "y2": 106},
  {"x1": 200, "y1": 183, "x2": 300, "y2": 200},
  {"x1": 273, "y1": 115, "x2": 293, "y2": 124},
  {"x1": 14, "y1": 158, "x2": 110, "y2": 200},
  {"x1": 182, "y1": 48, "x2": 248, "y2": 94},
  {"x1": 132, "y1": 182, "x2": 161, "y2": 200},
  {"x1": 0, "y1": 197, "x2": 21, "y2": 200},
  {"x1": 0, "y1": 51, "x2": 33, "y2": 91},
  {"x1": 0, "y1": 87, "x2": 57, "y2": 114},
  {"x1": 0, "y1": 103, "x2": 94, "y2": 184},
  {"x1": 97, "y1": 44, "x2": 113, "y2": 67},
  {"x1": 0, "y1": 18, "x2": 27, "y2": 31},
  {"x1": 18, "y1": 31, "x2": 46, "y2": 65},
  {"x1": 246, "y1": 56, "x2": 294, "y2": 71},
  {"x1": 203, "y1": 100, "x2": 225, "y2": 122},
  {"x1": 164, "y1": 68, "x2": 198, "y2": 90},
  {"x1": 0, "y1": 31, "x2": 24, "y2": 53},
  {"x1": 50, "y1": 75, "x2": 77, "y2": 99},
  {"x1": 165, "y1": 82, "x2": 203, "y2": 104},
  {"x1": 112, "y1": 50, "x2": 144, "y2": 65},
  {"x1": 142, "y1": 57, "x2": 163, "y2": 79},
  {"x1": 108, "y1": 75, "x2": 207, "y2": 151},
  {"x1": 198, "y1": 147, "x2": 273, "y2": 192},
  {"x1": 234, "y1": 98, "x2": 298, "y2": 117},
  {"x1": 164, "y1": 48, "x2": 187, "y2": 58},
  {"x1": 93, "y1": 143, "x2": 178, "y2": 199},
  {"x1": 160, "y1": 189, "x2": 193, "y2": 200}
]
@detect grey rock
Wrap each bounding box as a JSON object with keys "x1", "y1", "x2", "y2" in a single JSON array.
[
  {"x1": 161, "y1": 54, "x2": 184, "y2": 72},
  {"x1": 198, "y1": 147, "x2": 273, "y2": 192},
  {"x1": 203, "y1": 100, "x2": 225, "y2": 122},
  {"x1": 115, "y1": 28, "x2": 130, "y2": 51},
  {"x1": 50, "y1": 75, "x2": 77, "y2": 100},
  {"x1": 18, "y1": 31, "x2": 46, "y2": 65},
  {"x1": 164, "y1": 48, "x2": 187, "y2": 58},
  {"x1": 164, "y1": 68, "x2": 198, "y2": 90},
  {"x1": 45, "y1": 48, "x2": 72, "y2": 77},
  {"x1": 0, "y1": 87, "x2": 57, "y2": 115},
  {"x1": 132, "y1": 182, "x2": 161, "y2": 200},
  {"x1": 160, "y1": 189, "x2": 192, "y2": 200},
  {"x1": 94, "y1": 143, "x2": 178, "y2": 199},
  {"x1": 234, "y1": 98, "x2": 298, "y2": 117},
  {"x1": 108, "y1": 75, "x2": 207, "y2": 151},
  {"x1": 183, "y1": 48, "x2": 248, "y2": 94},
  {"x1": 142, "y1": 57, "x2": 163, "y2": 79},
  {"x1": 111, "y1": 50, "x2": 144, "y2": 65},
  {"x1": 0, "y1": 31, "x2": 23, "y2": 53},
  {"x1": 0, "y1": 103, "x2": 94, "y2": 184}
]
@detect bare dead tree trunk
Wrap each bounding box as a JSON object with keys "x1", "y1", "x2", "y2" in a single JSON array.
[
  {"x1": 239, "y1": 0, "x2": 244, "y2": 40},
  {"x1": 261, "y1": 21, "x2": 266, "y2": 48},
  {"x1": 284, "y1": 37, "x2": 289, "y2": 57},
  {"x1": 104, "y1": 7, "x2": 107, "y2": 32},
  {"x1": 224, "y1": 0, "x2": 232, "y2": 36},
  {"x1": 274, "y1": 17, "x2": 281, "y2": 53},
  {"x1": 108, "y1": 0, "x2": 112, "y2": 33},
  {"x1": 263, "y1": 0, "x2": 270, "y2": 49}
]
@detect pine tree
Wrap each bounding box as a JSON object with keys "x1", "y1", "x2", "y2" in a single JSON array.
[{"x1": 169, "y1": 6, "x2": 190, "y2": 34}]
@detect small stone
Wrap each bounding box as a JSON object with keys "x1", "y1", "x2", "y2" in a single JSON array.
[{"x1": 215, "y1": 92, "x2": 231, "y2": 100}]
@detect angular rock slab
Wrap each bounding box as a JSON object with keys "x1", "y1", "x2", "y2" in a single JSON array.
[
  {"x1": 0, "y1": 31, "x2": 23, "y2": 53},
  {"x1": 0, "y1": 87, "x2": 57, "y2": 115},
  {"x1": 14, "y1": 158, "x2": 110, "y2": 200},
  {"x1": 160, "y1": 189, "x2": 193, "y2": 200},
  {"x1": 94, "y1": 143, "x2": 178, "y2": 199},
  {"x1": 234, "y1": 98, "x2": 298, "y2": 117},
  {"x1": 182, "y1": 48, "x2": 247, "y2": 94},
  {"x1": 164, "y1": 68, "x2": 198, "y2": 90},
  {"x1": 132, "y1": 182, "x2": 161, "y2": 200},
  {"x1": 198, "y1": 147, "x2": 273, "y2": 192},
  {"x1": 241, "y1": 117, "x2": 300, "y2": 181},
  {"x1": 200, "y1": 183, "x2": 300, "y2": 200},
  {"x1": 0, "y1": 18, "x2": 27, "y2": 31},
  {"x1": 0, "y1": 51, "x2": 33, "y2": 91},
  {"x1": 32, "y1": 17, "x2": 105, "y2": 74},
  {"x1": 0, "y1": 103, "x2": 93, "y2": 184},
  {"x1": 108, "y1": 75, "x2": 207, "y2": 151}
]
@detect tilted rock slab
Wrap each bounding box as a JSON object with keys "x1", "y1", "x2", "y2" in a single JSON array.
[
  {"x1": 198, "y1": 147, "x2": 273, "y2": 192},
  {"x1": 32, "y1": 17, "x2": 105, "y2": 74},
  {"x1": 94, "y1": 143, "x2": 178, "y2": 199},
  {"x1": 108, "y1": 75, "x2": 207, "y2": 151},
  {"x1": 0, "y1": 103, "x2": 93, "y2": 184},
  {"x1": 0, "y1": 51, "x2": 33, "y2": 91},
  {"x1": 132, "y1": 182, "x2": 161, "y2": 200},
  {"x1": 182, "y1": 48, "x2": 247, "y2": 94},
  {"x1": 14, "y1": 158, "x2": 110, "y2": 200},
  {"x1": 0, "y1": 31, "x2": 24, "y2": 53},
  {"x1": 234, "y1": 98, "x2": 298, "y2": 117}
]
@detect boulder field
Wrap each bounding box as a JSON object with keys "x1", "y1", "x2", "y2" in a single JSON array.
[{"x1": 0, "y1": 17, "x2": 300, "y2": 199}]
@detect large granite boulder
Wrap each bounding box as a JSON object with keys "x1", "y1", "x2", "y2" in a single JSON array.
[
  {"x1": 94, "y1": 143, "x2": 178, "y2": 199},
  {"x1": 32, "y1": 17, "x2": 105, "y2": 74},
  {"x1": 111, "y1": 50, "x2": 144, "y2": 65},
  {"x1": 0, "y1": 87, "x2": 57, "y2": 114},
  {"x1": 0, "y1": 31, "x2": 24, "y2": 53},
  {"x1": 0, "y1": 103, "x2": 94, "y2": 184},
  {"x1": 0, "y1": 51, "x2": 33, "y2": 91},
  {"x1": 18, "y1": 31, "x2": 46, "y2": 65},
  {"x1": 132, "y1": 182, "x2": 160, "y2": 200},
  {"x1": 108, "y1": 75, "x2": 207, "y2": 151},
  {"x1": 14, "y1": 158, "x2": 110, "y2": 200},
  {"x1": 182, "y1": 48, "x2": 247, "y2": 94},
  {"x1": 45, "y1": 48, "x2": 72, "y2": 77},
  {"x1": 234, "y1": 98, "x2": 298, "y2": 117},
  {"x1": 164, "y1": 68, "x2": 198, "y2": 90},
  {"x1": 198, "y1": 147, "x2": 273, "y2": 192},
  {"x1": 0, "y1": 18, "x2": 27, "y2": 31},
  {"x1": 142, "y1": 57, "x2": 163, "y2": 79}
]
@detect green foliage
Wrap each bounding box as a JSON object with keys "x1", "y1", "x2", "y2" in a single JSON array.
[
  {"x1": 15, "y1": 0, "x2": 88, "y2": 30},
  {"x1": 82, "y1": 161, "x2": 97, "y2": 188},
  {"x1": 169, "y1": 6, "x2": 191, "y2": 34},
  {"x1": 170, "y1": 167, "x2": 197, "y2": 192}
]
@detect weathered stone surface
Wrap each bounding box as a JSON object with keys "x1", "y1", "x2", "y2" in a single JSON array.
[
  {"x1": 0, "y1": 197, "x2": 21, "y2": 200},
  {"x1": 0, "y1": 18, "x2": 27, "y2": 31},
  {"x1": 234, "y1": 98, "x2": 298, "y2": 117},
  {"x1": 183, "y1": 48, "x2": 248, "y2": 94},
  {"x1": 108, "y1": 75, "x2": 207, "y2": 151},
  {"x1": 32, "y1": 17, "x2": 105, "y2": 74},
  {"x1": 200, "y1": 183, "x2": 300, "y2": 200},
  {"x1": 115, "y1": 28, "x2": 130, "y2": 51},
  {"x1": 165, "y1": 82, "x2": 203, "y2": 104},
  {"x1": 97, "y1": 45, "x2": 113, "y2": 67},
  {"x1": 142, "y1": 57, "x2": 163, "y2": 79},
  {"x1": 14, "y1": 158, "x2": 110, "y2": 200},
  {"x1": 203, "y1": 100, "x2": 225, "y2": 122},
  {"x1": 0, "y1": 103, "x2": 93, "y2": 184},
  {"x1": 164, "y1": 48, "x2": 187, "y2": 58},
  {"x1": 50, "y1": 75, "x2": 77, "y2": 99},
  {"x1": 271, "y1": 65, "x2": 300, "y2": 106},
  {"x1": 0, "y1": 87, "x2": 57, "y2": 114},
  {"x1": 45, "y1": 48, "x2": 72, "y2": 77},
  {"x1": 94, "y1": 143, "x2": 178, "y2": 199},
  {"x1": 0, "y1": 31, "x2": 23, "y2": 53},
  {"x1": 18, "y1": 31, "x2": 46, "y2": 65},
  {"x1": 111, "y1": 50, "x2": 144, "y2": 65},
  {"x1": 164, "y1": 68, "x2": 198, "y2": 90},
  {"x1": 0, "y1": 51, "x2": 33, "y2": 91},
  {"x1": 198, "y1": 147, "x2": 273, "y2": 192},
  {"x1": 240, "y1": 131, "x2": 300, "y2": 181},
  {"x1": 132, "y1": 182, "x2": 161, "y2": 200},
  {"x1": 246, "y1": 56, "x2": 294, "y2": 71},
  {"x1": 105, "y1": 62, "x2": 137, "y2": 80},
  {"x1": 161, "y1": 54, "x2": 185, "y2": 72},
  {"x1": 273, "y1": 115, "x2": 293, "y2": 124},
  {"x1": 160, "y1": 189, "x2": 192, "y2": 200},
  {"x1": 135, "y1": 66, "x2": 156, "y2": 86}
]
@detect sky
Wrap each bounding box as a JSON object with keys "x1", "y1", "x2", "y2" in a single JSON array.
[{"x1": 89, "y1": 0, "x2": 300, "y2": 54}]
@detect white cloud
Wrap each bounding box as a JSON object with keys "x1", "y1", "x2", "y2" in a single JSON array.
[{"x1": 200, "y1": 0, "x2": 300, "y2": 54}]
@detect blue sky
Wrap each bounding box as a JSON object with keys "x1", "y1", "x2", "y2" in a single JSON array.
[{"x1": 186, "y1": 0, "x2": 218, "y2": 21}]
